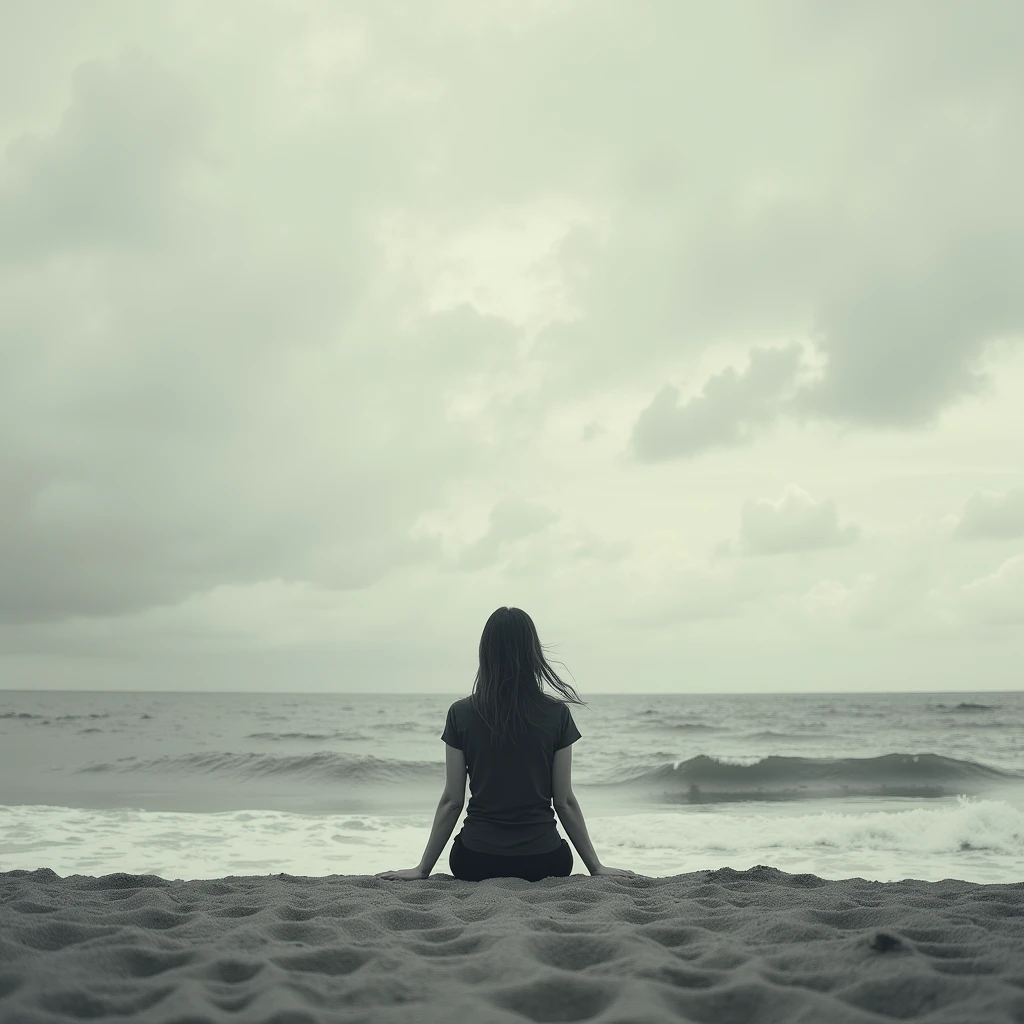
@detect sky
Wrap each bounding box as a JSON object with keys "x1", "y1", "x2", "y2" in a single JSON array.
[{"x1": 1, "y1": 0, "x2": 1022, "y2": 694}]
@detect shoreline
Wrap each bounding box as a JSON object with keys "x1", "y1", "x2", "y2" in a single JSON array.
[{"x1": 2, "y1": 865, "x2": 1022, "y2": 1023}]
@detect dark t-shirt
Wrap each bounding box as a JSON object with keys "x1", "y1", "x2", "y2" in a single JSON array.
[{"x1": 441, "y1": 694, "x2": 582, "y2": 856}]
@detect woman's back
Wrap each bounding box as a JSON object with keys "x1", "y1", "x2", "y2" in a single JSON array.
[{"x1": 442, "y1": 693, "x2": 581, "y2": 857}]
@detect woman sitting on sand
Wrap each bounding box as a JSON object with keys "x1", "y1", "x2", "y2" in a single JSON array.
[{"x1": 376, "y1": 606, "x2": 637, "y2": 883}]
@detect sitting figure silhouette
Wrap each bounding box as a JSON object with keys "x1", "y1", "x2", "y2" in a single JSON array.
[{"x1": 376, "y1": 606, "x2": 638, "y2": 882}]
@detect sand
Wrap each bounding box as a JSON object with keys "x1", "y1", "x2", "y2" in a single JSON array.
[{"x1": 1, "y1": 866, "x2": 1022, "y2": 1024}]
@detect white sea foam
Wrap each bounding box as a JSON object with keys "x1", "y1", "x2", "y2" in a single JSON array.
[{"x1": 3, "y1": 796, "x2": 1021, "y2": 883}]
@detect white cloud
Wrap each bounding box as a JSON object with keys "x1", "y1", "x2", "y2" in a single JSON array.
[{"x1": 740, "y1": 486, "x2": 860, "y2": 556}]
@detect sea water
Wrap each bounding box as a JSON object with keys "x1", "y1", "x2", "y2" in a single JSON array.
[{"x1": 1, "y1": 690, "x2": 1022, "y2": 883}]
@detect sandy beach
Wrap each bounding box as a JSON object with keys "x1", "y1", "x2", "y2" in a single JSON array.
[{"x1": 1, "y1": 866, "x2": 1022, "y2": 1023}]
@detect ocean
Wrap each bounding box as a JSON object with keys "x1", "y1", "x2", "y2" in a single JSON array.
[{"x1": 1, "y1": 690, "x2": 1022, "y2": 884}]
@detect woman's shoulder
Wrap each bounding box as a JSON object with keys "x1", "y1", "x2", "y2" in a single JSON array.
[
  {"x1": 535, "y1": 693, "x2": 572, "y2": 717},
  {"x1": 452, "y1": 693, "x2": 565, "y2": 712},
  {"x1": 453, "y1": 692, "x2": 570, "y2": 715}
]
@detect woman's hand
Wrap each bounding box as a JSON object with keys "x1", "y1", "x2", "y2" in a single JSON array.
[
  {"x1": 374, "y1": 866, "x2": 429, "y2": 881},
  {"x1": 592, "y1": 865, "x2": 638, "y2": 877}
]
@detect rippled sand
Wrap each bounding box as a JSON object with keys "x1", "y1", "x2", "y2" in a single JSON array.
[{"x1": 1, "y1": 865, "x2": 1022, "y2": 1023}]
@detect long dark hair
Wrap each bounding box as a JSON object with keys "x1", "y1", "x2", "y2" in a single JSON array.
[{"x1": 470, "y1": 607, "x2": 586, "y2": 746}]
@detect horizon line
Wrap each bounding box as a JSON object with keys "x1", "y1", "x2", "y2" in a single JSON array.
[{"x1": 0, "y1": 688, "x2": 1020, "y2": 696}]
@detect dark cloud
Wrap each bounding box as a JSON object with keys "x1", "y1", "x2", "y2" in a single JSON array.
[
  {"x1": 799, "y1": 229, "x2": 1023, "y2": 426},
  {"x1": 0, "y1": 48, "x2": 530, "y2": 623},
  {"x1": 528, "y1": 3, "x2": 1024, "y2": 425},
  {"x1": 0, "y1": 50, "x2": 206, "y2": 258},
  {"x1": 629, "y1": 346, "x2": 803, "y2": 460},
  {"x1": 954, "y1": 488, "x2": 1024, "y2": 540},
  {"x1": 1, "y1": 0, "x2": 1021, "y2": 663}
]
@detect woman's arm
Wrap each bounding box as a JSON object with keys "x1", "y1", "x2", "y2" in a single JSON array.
[{"x1": 417, "y1": 796, "x2": 464, "y2": 875}]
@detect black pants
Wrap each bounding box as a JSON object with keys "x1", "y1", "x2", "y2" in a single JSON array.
[{"x1": 449, "y1": 834, "x2": 573, "y2": 882}]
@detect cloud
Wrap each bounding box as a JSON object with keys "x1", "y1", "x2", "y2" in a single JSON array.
[
  {"x1": 456, "y1": 497, "x2": 558, "y2": 571},
  {"x1": 0, "y1": 51, "x2": 206, "y2": 259},
  {"x1": 528, "y1": 4, "x2": 1024, "y2": 423},
  {"x1": 740, "y1": 486, "x2": 860, "y2": 556},
  {"x1": 953, "y1": 488, "x2": 1024, "y2": 540},
  {"x1": 799, "y1": 574, "x2": 899, "y2": 630},
  {"x1": 629, "y1": 345, "x2": 803, "y2": 460},
  {"x1": 1, "y1": 4, "x2": 1023, "y2": 691},
  {"x1": 0, "y1": 47, "x2": 528, "y2": 623},
  {"x1": 960, "y1": 554, "x2": 1024, "y2": 624}
]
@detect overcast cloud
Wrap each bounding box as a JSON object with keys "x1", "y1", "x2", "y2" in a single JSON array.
[{"x1": 1, "y1": 0, "x2": 1022, "y2": 692}]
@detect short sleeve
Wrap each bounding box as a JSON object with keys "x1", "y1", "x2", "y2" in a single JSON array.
[
  {"x1": 556, "y1": 705, "x2": 582, "y2": 750},
  {"x1": 441, "y1": 704, "x2": 463, "y2": 750}
]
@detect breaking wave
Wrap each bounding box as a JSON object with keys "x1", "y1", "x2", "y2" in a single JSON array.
[{"x1": 599, "y1": 752, "x2": 1024, "y2": 803}]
